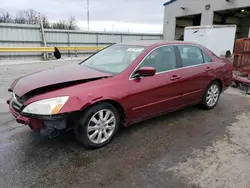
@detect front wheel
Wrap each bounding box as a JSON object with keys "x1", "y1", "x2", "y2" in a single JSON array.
[
  {"x1": 74, "y1": 102, "x2": 120, "y2": 149},
  {"x1": 200, "y1": 81, "x2": 221, "y2": 109}
]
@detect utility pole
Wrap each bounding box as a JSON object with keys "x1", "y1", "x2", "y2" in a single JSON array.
[
  {"x1": 87, "y1": 0, "x2": 90, "y2": 30},
  {"x1": 38, "y1": 13, "x2": 48, "y2": 60}
]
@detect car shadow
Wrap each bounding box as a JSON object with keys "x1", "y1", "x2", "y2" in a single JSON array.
[
  {"x1": 26, "y1": 105, "x2": 197, "y2": 146},
  {"x1": 21, "y1": 104, "x2": 221, "y2": 162}
]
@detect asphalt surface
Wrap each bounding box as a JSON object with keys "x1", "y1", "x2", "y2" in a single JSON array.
[{"x1": 1, "y1": 59, "x2": 250, "y2": 188}]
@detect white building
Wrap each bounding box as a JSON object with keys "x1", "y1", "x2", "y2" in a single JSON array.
[{"x1": 163, "y1": 0, "x2": 250, "y2": 40}]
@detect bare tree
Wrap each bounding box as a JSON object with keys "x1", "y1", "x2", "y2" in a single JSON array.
[
  {"x1": 24, "y1": 9, "x2": 38, "y2": 24},
  {"x1": 68, "y1": 16, "x2": 78, "y2": 30},
  {"x1": 0, "y1": 9, "x2": 12, "y2": 23},
  {"x1": 14, "y1": 11, "x2": 26, "y2": 24},
  {"x1": 0, "y1": 9, "x2": 78, "y2": 30},
  {"x1": 41, "y1": 15, "x2": 50, "y2": 28},
  {"x1": 14, "y1": 9, "x2": 39, "y2": 25},
  {"x1": 52, "y1": 17, "x2": 78, "y2": 30},
  {"x1": 52, "y1": 20, "x2": 68, "y2": 30}
]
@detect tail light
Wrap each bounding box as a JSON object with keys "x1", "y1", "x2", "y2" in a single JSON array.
[{"x1": 222, "y1": 58, "x2": 233, "y2": 71}]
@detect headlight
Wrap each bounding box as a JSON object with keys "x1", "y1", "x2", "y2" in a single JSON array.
[{"x1": 22, "y1": 96, "x2": 69, "y2": 115}]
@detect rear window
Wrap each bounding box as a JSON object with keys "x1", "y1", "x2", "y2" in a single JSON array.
[
  {"x1": 177, "y1": 45, "x2": 203, "y2": 67},
  {"x1": 202, "y1": 51, "x2": 212, "y2": 63},
  {"x1": 208, "y1": 50, "x2": 219, "y2": 58}
]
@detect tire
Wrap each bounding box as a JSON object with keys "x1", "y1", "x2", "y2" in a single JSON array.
[
  {"x1": 74, "y1": 102, "x2": 120, "y2": 149},
  {"x1": 200, "y1": 81, "x2": 221, "y2": 110}
]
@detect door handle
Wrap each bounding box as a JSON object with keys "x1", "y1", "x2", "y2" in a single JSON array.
[
  {"x1": 206, "y1": 67, "x2": 213, "y2": 72},
  {"x1": 170, "y1": 75, "x2": 181, "y2": 81}
]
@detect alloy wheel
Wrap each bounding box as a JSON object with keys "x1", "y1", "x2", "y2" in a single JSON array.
[
  {"x1": 206, "y1": 84, "x2": 219, "y2": 107},
  {"x1": 87, "y1": 109, "x2": 116, "y2": 144}
]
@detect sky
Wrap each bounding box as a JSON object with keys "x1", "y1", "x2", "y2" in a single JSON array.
[{"x1": 1, "y1": 0, "x2": 168, "y2": 33}]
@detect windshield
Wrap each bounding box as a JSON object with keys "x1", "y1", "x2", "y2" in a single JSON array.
[{"x1": 81, "y1": 44, "x2": 146, "y2": 74}]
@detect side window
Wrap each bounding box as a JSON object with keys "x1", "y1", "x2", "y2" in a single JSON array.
[
  {"x1": 202, "y1": 51, "x2": 212, "y2": 63},
  {"x1": 138, "y1": 46, "x2": 177, "y2": 73},
  {"x1": 177, "y1": 45, "x2": 204, "y2": 67}
]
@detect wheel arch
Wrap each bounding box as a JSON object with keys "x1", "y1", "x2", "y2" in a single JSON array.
[
  {"x1": 211, "y1": 79, "x2": 223, "y2": 93},
  {"x1": 80, "y1": 98, "x2": 127, "y2": 126}
]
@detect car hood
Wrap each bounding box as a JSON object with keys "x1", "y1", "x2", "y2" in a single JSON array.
[{"x1": 11, "y1": 64, "x2": 111, "y2": 97}]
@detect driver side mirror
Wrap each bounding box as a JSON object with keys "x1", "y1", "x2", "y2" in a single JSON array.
[{"x1": 134, "y1": 67, "x2": 156, "y2": 78}]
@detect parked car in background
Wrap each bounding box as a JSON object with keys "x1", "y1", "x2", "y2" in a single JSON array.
[{"x1": 7, "y1": 41, "x2": 233, "y2": 148}]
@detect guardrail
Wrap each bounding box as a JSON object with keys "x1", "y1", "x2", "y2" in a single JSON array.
[
  {"x1": 0, "y1": 46, "x2": 105, "y2": 52},
  {"x1": 0, "y1": 46, "x2": 106, "y2": 60},
  {"x1": 57, "y1": 46, "x2": 104, "y2": 51},
  {"x1": 0, "y1": 47, "x2": 55, "y2": 52}
]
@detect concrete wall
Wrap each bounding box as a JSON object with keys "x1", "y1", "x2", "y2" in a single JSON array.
[
  {"x1": 163, "y1": 0, "x2": 250, "y2": 40},
  {"x1": 0, "y1": 23, "x2": 163, "y2": 60}
]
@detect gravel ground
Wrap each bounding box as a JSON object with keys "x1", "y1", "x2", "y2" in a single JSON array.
[{"x1": 1, "y1": 60, "x2": 250, "y2": 188}]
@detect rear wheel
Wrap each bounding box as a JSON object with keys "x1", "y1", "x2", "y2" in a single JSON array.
[
  {"x1": 200, "y1": 81, "x2": 221, "y2": 109},
  {"x1": 74, "y1": 102, "x2": 120, "y2": 149}
]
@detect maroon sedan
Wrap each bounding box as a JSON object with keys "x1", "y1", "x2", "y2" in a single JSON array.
[{"x1": 8, "y1": 41, "x2": 232, "y2": 148}]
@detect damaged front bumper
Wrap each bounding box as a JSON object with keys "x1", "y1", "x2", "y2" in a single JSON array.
[
  {"x1": 8, "y1": 99, "x2": 68, "y2": 137},
  {"x1": 8, "y1": 100, "x2": 43, "y2": 129}
]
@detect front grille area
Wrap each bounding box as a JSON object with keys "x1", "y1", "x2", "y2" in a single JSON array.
[
  {"x1": 15, "y1": 94, "x2": 23, "y2": 103},
  {"x1": 11, "y1": 93, "x2": 23, "y2": 112}
]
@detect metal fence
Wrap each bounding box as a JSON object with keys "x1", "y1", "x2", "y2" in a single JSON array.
[{"x1": 0, "y1": 23, "x2": 163, "y2": 60}]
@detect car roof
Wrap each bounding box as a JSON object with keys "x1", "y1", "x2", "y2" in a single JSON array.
[{"x1": 118, "y1": 40, "x2": 198, "y2": 47}]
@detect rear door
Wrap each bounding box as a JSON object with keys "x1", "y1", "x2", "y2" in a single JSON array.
[{"x1": 176, "y1": 45, "x2": 217, "y2": 104}]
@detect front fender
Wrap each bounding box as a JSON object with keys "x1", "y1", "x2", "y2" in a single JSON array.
[{"x1": 59, "y1": 94, "x2": 123, "y2": 114}]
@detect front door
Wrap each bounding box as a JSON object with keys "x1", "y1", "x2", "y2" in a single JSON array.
[{"x1": 125, "y1": 45, "x2": 183, "y2": 123}]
